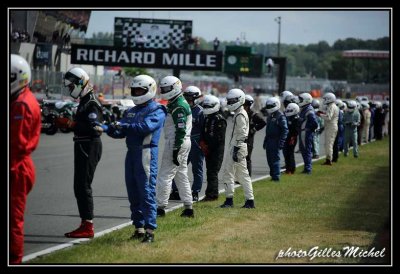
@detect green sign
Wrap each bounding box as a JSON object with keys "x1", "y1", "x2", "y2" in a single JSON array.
[{"x1": 224, "y1": 53, "x2": 264, "y2": 77}]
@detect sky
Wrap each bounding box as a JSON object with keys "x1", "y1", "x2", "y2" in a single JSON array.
[{"x1": 85, "y1": 9, "x2": 390, "y2": 46}]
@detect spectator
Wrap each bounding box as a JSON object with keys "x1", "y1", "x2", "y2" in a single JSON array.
[
  {"x1": 213, "y1": 37, "x2": 220, "y2": 51},
  {"x1": 10, "y1": 54, "x2": 41, "y2": 264}
]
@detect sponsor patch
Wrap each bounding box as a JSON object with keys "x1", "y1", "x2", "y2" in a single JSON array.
[
  {"x1": 177, "y1": 122, "x2": 185, "y2": 128},
  {"x1": 177, "y1": 113, "x2": 184, "y2": 118},
  {"x1": 127, "y1": 113, "x2": 136, "y2": 118},
  {"x1": 13, "y1": 115, "x2": 23, "y2": 120},
  {"x1": 88, "y1": 113, "x2": 97, "y2": 119}
]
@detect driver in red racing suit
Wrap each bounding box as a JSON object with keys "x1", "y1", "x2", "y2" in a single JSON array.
[{"x1": 10, "y1": 54, "x2": 41, "y2": 264}]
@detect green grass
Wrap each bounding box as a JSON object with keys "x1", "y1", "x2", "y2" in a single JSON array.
[{"x1": 28, "y1": 137, "x2": 390, "y2": 264}]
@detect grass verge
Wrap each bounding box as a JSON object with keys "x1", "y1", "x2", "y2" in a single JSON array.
[{"x1": 28, "y1": 137, "x2": 390, "y2": 264}]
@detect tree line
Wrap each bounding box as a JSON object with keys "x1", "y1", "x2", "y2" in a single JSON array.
[{"x1": 87, "y1": 33, "x2": 389, "y2": 84}]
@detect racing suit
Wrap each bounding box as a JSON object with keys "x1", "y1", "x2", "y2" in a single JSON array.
[
  {"x1": 201, "y1": 111, "x2": 227, "y2": 199},
  {"x1": 156, "y1": 95, "x2": 193, "y2": 209},
  {"x1": 283, "y1": 114, "x2": 299, "y2": 174},
  {"x1": 264, "y1": 110, "x2": 288, "y2": 180},
  {"x1": 299, "y1": 105, "x2": 319, "y2": 173},
  {"x1": 362, "y1": 108, "x2": 371, "y2": 143},
  {"x1": 171, "y1": 104, "x2": 204, "y2": 196},
  {"x1": 320, "y1": 102, "x2": 339, "y2": 161},
  {"x1": 107, "y1": 100, "x2": 166, "y2": 231},
  {"x1": 245, "y1": 109, "x2": 266, "y2": 177},
  {"x1": 343, "y1": 110, "x2": 361, "y2": 157},
  {"x1": 72, "y1": 91, "x2": 103, "y2": 221},
  {"x1": 332, "y1": 109, "x2": 344, "y2": 162},
  {"x1": 312, "y1": 114, "x2": 324, "y2": 158},
  {"x1": 10, "y1": 87, "x2": 41, "y2": 264},
  {"x1": 222, "y1": 106, "x2": 254, "y2": 200}
]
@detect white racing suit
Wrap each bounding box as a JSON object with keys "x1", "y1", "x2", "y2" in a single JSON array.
[
  {"x1": 222, "y1": 106, "x2": 254, "y2": 200},
  {"x1": 156, "y1": 95, "x2": 193, "y2": 209},
  {"x1": 320, "y1": 103, "x2": 339, "y2": 161}
]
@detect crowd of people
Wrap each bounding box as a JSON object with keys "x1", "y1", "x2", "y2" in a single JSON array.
[{"x1": 9, "y1": 56, "x2": 390, "y2": 263}]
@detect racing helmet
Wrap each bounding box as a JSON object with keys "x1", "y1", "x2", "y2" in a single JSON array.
[
  {"x1": 280, "y1": 90, "x2": 293, "y2": 103},
  {"x1": 244, "y1": 94, "x2": 254, "y2": 107},
  {"x1": 311, "y1": 99, "x2": 320, "y2": 110},
  {"x1": 265, "y1": 97, "x2": 281, "y2": 114},
  {"x1": 284, "y1": 94, "x2": 298, "y2": 108},
  {"x1": 129, "y1": 75, "x2": 157, "y2": 105},
  {"x1": 159, "y1": 76, "x2": 182, "y2": 100},
  {"x1": 322, "y1": 92, "x2": 336, "y2": 105},
  {"x1": 298, "y1": 93, "x2": 313, "y2": 108},
  {"x1": 202, "y1": 95, "x2": 220, "y2": 115},
  {"x1": 63, "y1": 67, "x2": 90, "y2": 99},
  {"x1": 226, "y1": 88, "x2": 245, "y2": 112},
  {"x1": 10, "y1": 54, "x2": 31, "y2": 96},
  {"x1": 183, "y1": 85, "x2": 202, "y2": 104},
  {"x1": 347, "y1": 100, "x2": 357, "y2": 112},
  {"x1": 285, "y1": 102, "x2": 300, "y2": 117}
]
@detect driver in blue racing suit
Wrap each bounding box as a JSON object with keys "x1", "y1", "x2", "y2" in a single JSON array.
[{"x1": 101, "y1": 75, "x2": 166, "y2": 243}]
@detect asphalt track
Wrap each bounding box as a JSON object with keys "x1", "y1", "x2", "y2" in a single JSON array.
[{"x1": 22, "y1": 116, "x2": 326, "y2": 262}]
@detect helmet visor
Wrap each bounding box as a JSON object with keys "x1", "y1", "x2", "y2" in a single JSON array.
[
  {"x1": 266, "y1": 103, "x2": 276, "y2": 109},
  {"x1": 10, "y1": 72, "x2": 17, "y2": 84},
  {"x1": 227, "y1": 97, "x2": 239, "y2": 105},
  {"x1": 160, "y1": 85, "x2": 173, "y2": 94},
  {"x1": 131, "y1": 87, "x2": 148, "y2": 97}
]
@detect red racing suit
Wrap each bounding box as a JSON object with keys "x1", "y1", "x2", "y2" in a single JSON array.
[{"x1": 10, "y1": 87, "x2": 41, "y2": 264}]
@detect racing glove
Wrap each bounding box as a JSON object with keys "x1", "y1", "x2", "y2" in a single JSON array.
[
  {"x1": 173, "y1": 148, "x2": 180, "y2": 166},
  {"x1": 93, "y1": 121, "x2": 109, "y2": 133},
  {"x1": 232, "y1": 146, "x2": 240, "y2": 162}
]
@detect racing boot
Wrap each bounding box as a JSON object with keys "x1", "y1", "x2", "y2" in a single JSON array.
[
  {"x1": 65, "y1": 220, "x2": 94, "y2": 238},
  {"x1": 180, "y1": 208, "x2": 194, "y2": 218},
  {"x1": 242, "y1": 199, "x2": 255, "y2": 209},
  {"x1": 157, "y1": 207, "x2": 166, "y2": 217},
  {"x1": 141, "y1": 231, "x2": 155, "y2": 243},
  {"x1": 130, "y1": 228, "x2": 145, "y2": 240},
  {"x1": 322, "y1": 159, "x2": 332, "y2": 166},
  {"x1": 220, "y1": 198, "x2": 233, "y2": 208}
]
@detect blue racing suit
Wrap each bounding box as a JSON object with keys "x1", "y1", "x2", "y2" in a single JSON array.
[
  {"x1": 298, "y1": 104, "x2": 318, "y2": 173},
  {"x1": 107, "y1": 100, "x2": 166, "y2": 231},
  {"x1": 263, "y1": 110, "x2": 288, "y2": 180},
  {"x1": 332, "y1": 109, "x2": 344, "y2": 162}
]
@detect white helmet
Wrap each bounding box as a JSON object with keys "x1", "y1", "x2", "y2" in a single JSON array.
[
  {"x1": 298, "y1": 93, "x2": 313, "y2": 107},
  {"x1": 129, "y1": 75, "x2": 157, "y2": 105},
  {"x1": 159, "y1": 75, "x2": 182, "y2": 100},
  {"x1": 335, "y1": 99, "x2": 345, "y2": 110},
  {"x1": 347, "y1": 100, "x2": 357, "y2": 112},
  {"x1": 226, "y1": 88, "x2": 245, "y2": 111},
  {"x1": 265, "y1": 97, "x2": 281, "y2": 114},
  {"x1": 183, "y1": 85, "x2": 202, "y2": 103},
  {"x1": 63, "y1": 67, "x2": 90, "y2": 99},
  {"x1": 323, "y1": 92, "x2": 336, "y2": 105},
  {"x1": 244, "y1": 94, "x2": 254, "y2": 106},
  {"x1": 361, "y1": 102, "x2": 369, "y2": 109},
  {"x1": 10, "y1": 54, "x2": 31, "y2": 96},
  {"x1": 311, "y1": 99, "x2": 320, "y2": 110},
  {"x1": 375, "y1": 101, "x2": 382, "y2": 108},
  {"x1": 202, "y1": 94, "x2": 220, "y2": 115},
  {"x1": 280, "y1": 90, "x2": 293, "y2": 103},
  {"x1": 285, "y1": 103, "x2": 300, "y2": 117}
]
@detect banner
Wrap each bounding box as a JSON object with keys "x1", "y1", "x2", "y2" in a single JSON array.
[{"x1": 71, "y1": 44, "x2": 222, "y2": 71}]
